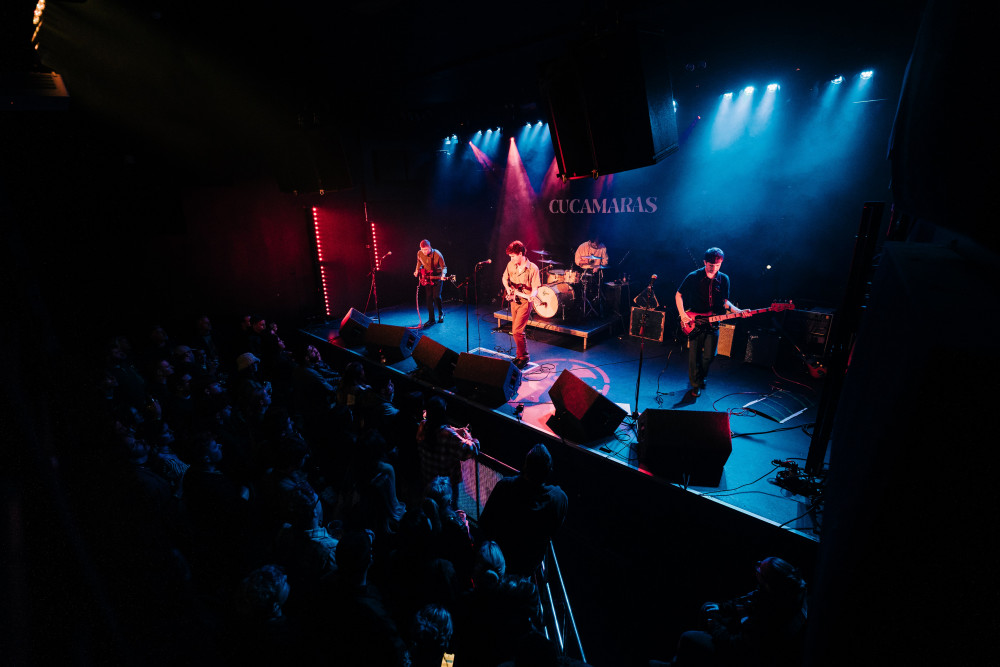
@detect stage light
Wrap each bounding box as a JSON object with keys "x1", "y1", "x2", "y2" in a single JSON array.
[
  {"x1": 536, "y1": 120, "x2": 543, "y2": 126},
  {"x1": 743, "y1": 86, "x2": 755, "y2": 95},
  {"x1": 860, "y1": 70, "x2": 873, "y2": 80},
  {"x1": 767, "y1": 83, "x2": 779, "y2": 92},
  {"x1": 486, "y1": 128, "x2": 492, "y2": 134},
  {"x1": 723, "y1": 92, "x2": 733, "y2": 99},
  {"x1": 831, "y1": 75, "x2": 844, "y2": 84}
]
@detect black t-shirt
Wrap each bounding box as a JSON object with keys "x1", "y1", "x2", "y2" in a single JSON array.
[{"x1": 677, "y1": 268, "x2": 730, "y2": 315}]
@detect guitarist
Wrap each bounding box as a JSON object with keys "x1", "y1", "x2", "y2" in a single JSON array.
[
  {"x1": 501, "y1": 240, "x2": 541, "y2": 369},
  {"x1": 675, "y1": 247, "x2": 746, "y2": 397},
  {"x1": 413, "y1": 239, "x2": 448, "y2": 327}
]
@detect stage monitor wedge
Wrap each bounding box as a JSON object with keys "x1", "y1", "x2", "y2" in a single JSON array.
[
  {"x1": 365, "y1": 323, "x2": 420, "y2": 363},
  {"x1": 547, "y1": 369, "x2": 627, "y2": 443},
  {"x1": 339, "y1": 308, "x2": 372, "y2": 346},
  {"x1": 412, "y1": 336, "x2": 460, "y2": 385},
  {"x1": 453, "y1": 353, "x2": 521, "y2": 408},
  {"x1": 637, "y1": 409, "x2": 732, "y2": 487}
]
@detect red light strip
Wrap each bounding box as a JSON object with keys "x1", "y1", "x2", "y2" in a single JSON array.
[
  {"x1": 312, "y1": 207, "x2": 331, "y2": 316},
  {"x1": 371, "y1": 221, "x2": 380, "y2": 271}
]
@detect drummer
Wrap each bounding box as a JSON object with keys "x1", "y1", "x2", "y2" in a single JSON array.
[{"x1": 574, "y1": 235, "x2": 609, "y2": 274}]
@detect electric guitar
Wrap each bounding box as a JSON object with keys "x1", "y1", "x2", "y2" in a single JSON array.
[
  {"x1": 504, "y1": 282, "x2": 538, "y2": 307},
  {"x1": 417, "y1": 266, "x2": 449, "y2": 286},
  {"x1": 681, "y1": 301, "x2": 795, "y2": 336}
]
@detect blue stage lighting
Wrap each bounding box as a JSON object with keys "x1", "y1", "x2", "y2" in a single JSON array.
[
  {"x1": 723, "y1": 92, "x2": 733, "y2": 99},
  {"x1": 831, "y1": 75, "x2": 844, "y2": 85},
  {"x1": 860, "y1": 70, "x2": 873, "y2": 80},
  {"x1": 767, "y1": 83, "x2": 779, "y2": 92},
  {"x1": 743, "y1": 86, "x2": 755, "y2": 95}
]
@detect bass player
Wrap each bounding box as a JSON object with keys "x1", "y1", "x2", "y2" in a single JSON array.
[
  {"x1": 675, "y1": 247, "x2": 746, "y2": 397},
  {"x1": 414, "y1": 239, "x2": 448, "y2": 328},
  {"x1": 501, "y1": 240, "x2": 541, "y2": 369}
]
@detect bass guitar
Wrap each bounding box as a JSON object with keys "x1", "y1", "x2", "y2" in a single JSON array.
[{"x1": 681, "y1": 301, "x2": 795, "y2": 337}]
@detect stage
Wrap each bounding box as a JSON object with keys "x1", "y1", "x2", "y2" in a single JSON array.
[{"x1": 301, "y1": 299, "x2": 827, "y2": 541}]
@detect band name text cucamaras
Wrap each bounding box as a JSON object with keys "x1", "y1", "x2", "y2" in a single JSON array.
[{"x1": 548, "y1": 197, "x2": 658, "y2": 214}]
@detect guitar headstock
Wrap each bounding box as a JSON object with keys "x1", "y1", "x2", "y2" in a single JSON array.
[{"x1": 769, "y1": 300, "x2": 795, "y2": 312}]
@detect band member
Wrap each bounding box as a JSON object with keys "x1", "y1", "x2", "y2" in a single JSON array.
[
  {"x1": 413, "y1": 239, "x2": 447, "y2": 327},
  {"x1": 574, "y1": 236, "x2": 609, "y2": 272},
  {"x1": 502, "y1": 240, "x2": 541, "y2": 369},
  {"x1": 675, "y1": 247, "x2": 745, "y2": 397}
]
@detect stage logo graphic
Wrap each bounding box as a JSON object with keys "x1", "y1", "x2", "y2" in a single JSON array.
[{"x1": 548, "y1": 197, "x2": 658, "y2": 214}]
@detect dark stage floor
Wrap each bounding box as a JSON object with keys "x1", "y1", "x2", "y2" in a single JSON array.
[{"x1": 304, "y1": 299, "x2": 827, "y2": 542}]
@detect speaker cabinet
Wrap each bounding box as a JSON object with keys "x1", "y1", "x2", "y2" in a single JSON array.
[
  {"x1": 453, "y1": 353, "x2": 521, "y2": 408},
  {"x1": 744, "y1": 328, "x2": 780, "y2": 367},
  {"x1": 364, "y1": 324, "x2": 420, "y2": 363},
  {"x1": 637, "y1": 409, "x2": 732, "y2": 486},
  {"x1": 412, "y1": 336, "x2": 459, "y2": 385},
  {"x1": 541, "y1": 26, "x2": 678, "y2": 179},
  {"x1": 546, "y1": 369, "x2": 627, "y2": 443},
  {"x1": 339, "y1": 308, "x2": 372, "y2": 346}
]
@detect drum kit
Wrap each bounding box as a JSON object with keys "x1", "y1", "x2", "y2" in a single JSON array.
[{"x1": 532, "y1": 249, "x2": 605, "y2": 320}]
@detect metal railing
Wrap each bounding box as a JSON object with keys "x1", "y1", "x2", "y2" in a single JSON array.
[{"x1": 460, "y1": 453, "x2": 586, "y2": 663}]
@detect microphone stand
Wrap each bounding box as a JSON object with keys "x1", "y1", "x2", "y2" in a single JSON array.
[
  {"x1": 631, "y1": 278, "x2": 658, "y2": 419},
  {"x1": 370, "y1": 251, "x2": 390, "y2": 323}
]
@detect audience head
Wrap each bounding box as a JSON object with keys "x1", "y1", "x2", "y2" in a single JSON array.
[
  {"x1": 410, "y1": 604, "x2": 453, "y2": 665},
  {"x1": 336, "y1": 529, "x2": 375, "y2": 581},
  {"x1": 472, "y1": 540, "x2": 506, "y2": 591},
  {"x1": 236, "y1": 353, "x2": 260, "y2": 373},
  {"x1": 235, "y1": 565, "x2": 290, "y2": 621},
  {"x1": 523, "y1": 444, "x2": 553, "y2": 485},
  {"x1": 343, "y1": 361, "x2": 366, "y2": 387},
  {"x1": 187, "y1": 431, "x2": 223, "y2": 467},
  {"x1": 286, "y1": 480, "x2": 322, "y2": 529},
  {"x1": 423, "y1": 394, "x2": 448, "y2": 428},
  {"x1": 424, "y1": 475, "x2": 453, "y2": 509},
  {"x1": 755, "y1": 556, "x2": 806, "y2": 600}
]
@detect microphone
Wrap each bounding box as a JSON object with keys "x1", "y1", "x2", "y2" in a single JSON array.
[
  {"x1": 647, "y1": 273, "x2": 657, "y2": 288},
  {"x1": 476, "y1": 259, "x2": 492, "y2": 267},
  {"x1": 381, "y1": 251, "x2": 392, "y2": 260}
]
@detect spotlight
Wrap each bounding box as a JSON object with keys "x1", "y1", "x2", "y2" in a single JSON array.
[
  {"x1": 723, "y1": 92, "x2": 733, "y2": 99},
  {"x1": 486, "y1": 128, "x2": 492, "y2": 134},
  {"x1": 743, "y1": 86, "x2": 755, "y2": 95},
  {"x1": 536, "y1": 120, "x2": 543, "y2": 126},
  {"x1": 767, "y1": 83, "x2": 779, "y2": 92},
  {"x1": 860, "y1": 70, "x2": 873, "y2": 80},
  {"x1": 831, "y1": 75, "x2": 844, "y2": 85}
]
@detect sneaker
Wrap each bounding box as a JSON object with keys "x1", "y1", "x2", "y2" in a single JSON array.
[
  {"x1": 437, "y1": 316, "x2": 444, "y2": 323},
  {"x1": 423, "y1": 320, "x2": 435, "y2": 328},
  {"x1": 513, "y1": 356, "x2": 529, "y2": 369},
  {"x1": 691, "y1": 386, "x2": 702, "y2": 397}
]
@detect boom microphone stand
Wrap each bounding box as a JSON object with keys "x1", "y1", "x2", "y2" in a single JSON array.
[{"x1": 631, "y1": 274, "x2": 659, "y2": 419}]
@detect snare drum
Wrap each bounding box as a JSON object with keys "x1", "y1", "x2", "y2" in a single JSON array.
[
  {"x1": 547, "y1": 269, "x2": 566, "y2": 284},
  {"x1": 535, "y1": 283, "x2": 575, "y2": 319},
  {"x1": 563, "y1": 269, "x2": 581, "y2": 284}
]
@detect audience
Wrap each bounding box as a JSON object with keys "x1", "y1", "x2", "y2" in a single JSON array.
[{"x1": 69, "y1": 310, "x2": 800, "y2": 667}]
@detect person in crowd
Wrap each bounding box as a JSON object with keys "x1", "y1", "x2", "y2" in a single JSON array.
[
  {"x1": 478, "y1": 443, "x2": 568, "y2": 576},
  {"x1": 416, "y1": 395, "x2": 479, "y2": 509},
  {"x1": 274, "y1": 480, "x2": 339, "y2": 600},
  {"x1": 226, "y1": 564, "x2": 305, "y2": 663},
  {"x1": 409, "y1": 604, "x2": 454, "y2": 667},
  {"x1": 649, "y1": 556, "x2": 808, "y2": 667}
]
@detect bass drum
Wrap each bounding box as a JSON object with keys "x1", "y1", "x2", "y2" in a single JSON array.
[{"x1": 535, "y1": 283, "x2": 575, "y2": 319}]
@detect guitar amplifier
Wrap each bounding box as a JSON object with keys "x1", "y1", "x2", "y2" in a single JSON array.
[
  {"x1": 717, "y1": 323, "x2": 736, "y2": 357},
  {"x1": 630, "y1": 307, "x2": 665, "y2": 342}
]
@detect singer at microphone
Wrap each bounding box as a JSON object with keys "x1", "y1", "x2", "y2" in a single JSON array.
[{"x1": 414, "y1": 239, "x2": 448, "y2": 327}]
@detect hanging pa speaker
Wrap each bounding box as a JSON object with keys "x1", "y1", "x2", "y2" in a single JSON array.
[
  {"x1": 339, "y1": 308, "x2": 372, "y2": 346},
  {"x1": 546, "y1": 369, "x2": 627, "y2": 443},
  {"x1": 541, "y1": 26, "x2": 678, "y2": 179},
  {"x1": 412, "y1": 336, "x2": 459, "y2": 385},
  {"x1": 364, "y1": 324, "x2": 420, "y2": 363},
  {"x1": 453, "y1": 353, "x2": 521, "y2": 408},
  {"x1": 637, "y1": 409, "x2": 732, "y2": 486}
]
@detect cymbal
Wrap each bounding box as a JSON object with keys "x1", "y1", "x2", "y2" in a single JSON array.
[
  {"x1": 581, "y1": 255, "x2": 604, "y2": 261},
  {"x1": 538, "y1": 259, "x2": 562, "y2": 265},
  {"x1": 532, "y1": 249, "x2": 551, "y2": 256}
]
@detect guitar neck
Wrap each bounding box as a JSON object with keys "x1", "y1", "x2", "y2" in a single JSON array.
[{"x1": 701, "y1": 306, "x2": 773, "y2": 324}]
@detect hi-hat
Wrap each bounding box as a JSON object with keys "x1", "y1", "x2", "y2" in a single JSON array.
[
  {"x1": 582, "y1": 255, "x2": 604, "y2": 261},
  {"x1": 538, "y1": 259, "x2": 562, "y2": 265}
]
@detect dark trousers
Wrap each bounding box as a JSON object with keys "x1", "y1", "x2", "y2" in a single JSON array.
[
  {"x1": 423, "y1": 282, "x2": 443, "y2": 321},
  {"x1": 688, "y1": 326, "x2": 718, "y2": 388}
]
